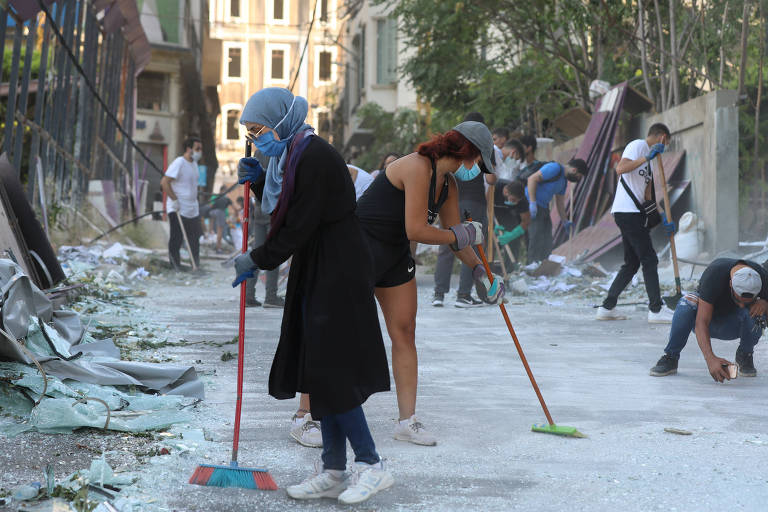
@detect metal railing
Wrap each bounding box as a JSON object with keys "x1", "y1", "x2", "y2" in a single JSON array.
[{"x1": 1, "y1": 0, "x2": 161, "y2": 219}]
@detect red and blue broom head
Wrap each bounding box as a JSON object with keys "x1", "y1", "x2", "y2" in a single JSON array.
[{"x1": 189, "y1": 462, "x2": 278, "y2": 490}]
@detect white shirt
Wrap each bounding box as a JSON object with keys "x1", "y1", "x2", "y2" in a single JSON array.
[
  {"x1": 165, "y1": 156, "x2": 200, "y2": 218},
  {"x1": 349, "y1": 165, "x2": 374, "y2": 200},
  {"x1": 611, "y1": 139, "x2": 655, "y2": 214}
]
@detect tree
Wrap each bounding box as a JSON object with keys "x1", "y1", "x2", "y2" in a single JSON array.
[{"x1": 350, "y1": 102, "x2": 428, "y2": 171}]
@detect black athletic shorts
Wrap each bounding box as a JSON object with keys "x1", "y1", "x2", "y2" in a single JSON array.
[{"x1": 365, "y1": 236, "x2": 415, "y2": 288}]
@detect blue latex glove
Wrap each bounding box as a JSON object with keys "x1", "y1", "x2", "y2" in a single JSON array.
[
  {"x1": 237, "y1": 157, "x2": 265, "y2": 185},
  {"x1": 232, "y1": 252, "x2": 257, "y2": 287},
  {"x1": 473, "y1": 264, "x2": 505, "y2": 304},
  {"x1": 661, "y1": 213, "x2": 676, "y2": 235},
  {"x1": 529, "y1": 201, "x2": 538, "y2": 219},
  {"x1": 563, "y1": 220, "x2": 574, "y2": 233},
  {"x1": 646, "y1": 143, "x2": 665, "y2": 162}
]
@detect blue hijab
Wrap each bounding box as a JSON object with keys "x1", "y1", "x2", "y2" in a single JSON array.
[{"x1": 240, "y1": 88, "x2": 312, "y2": 214}]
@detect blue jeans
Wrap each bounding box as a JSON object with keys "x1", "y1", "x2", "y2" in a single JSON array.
[
  {"x1": 321, "y1": 406, "x2": 380, "y2": 471},
  {"x1": 663, "y1": 295, "x2": 763, "y2": 357}
]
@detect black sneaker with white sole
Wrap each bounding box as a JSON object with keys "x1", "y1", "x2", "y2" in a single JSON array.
[
  {"x1": 650, "y1": 354, "x2": 678, "y2": 376},
  {"x1": 455, "y1": 294, "x2": 483, "y2": 308},
  {"x1": 432, "y1": 293, "x2": 444, "y2": 307},
  {"x1": 736, "y1": 351, "x2": 757, "y2": 377}
]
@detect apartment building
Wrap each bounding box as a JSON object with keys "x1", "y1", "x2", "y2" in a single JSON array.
[
  {"x1": 341, "y1": 0, "x2": 417, "y2": 157},
  {"x1": 205, "y1": 0, "x2": 341, "y2": 182}
]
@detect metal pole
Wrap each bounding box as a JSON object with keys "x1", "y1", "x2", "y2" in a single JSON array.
[
  {"x1": 13, "y1": 16, "x2": 38, "y2": 172},
  {"x1": 27, "y1": 11, "x2": 52, "y2": 201},
  {"x1": 3, "y1": 22, "x2": 24, "y2": 160}
]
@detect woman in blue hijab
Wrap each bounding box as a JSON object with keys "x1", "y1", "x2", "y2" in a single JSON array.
[{"x1": 233, "y1": 88, "x2": 394, "y2": 504}]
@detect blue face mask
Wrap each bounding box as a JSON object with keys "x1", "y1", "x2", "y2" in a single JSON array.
[
  {"x1": 504, "y1": 200, "x2": 517, "y2": 206},
  {"x1": 455, "y1": 163, "x2": 481, "y2": 181},
  {"x1": 247, "y1": 96, "x2": 296, "y2": 157},
  {"x1": 250, "y1": 130, "x2": 288, "y2": 157}
]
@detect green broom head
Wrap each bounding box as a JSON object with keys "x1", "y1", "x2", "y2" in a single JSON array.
[
  {"x1": 531, "y1": 423, "x2": 587, "y2": 438},
  {"x1": 189, "y1": 462, "x2": 278, "y2": 490}
]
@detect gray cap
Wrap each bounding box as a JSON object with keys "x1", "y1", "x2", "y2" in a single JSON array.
[
  {"x1": 732, "y1": 267, "x2": 762, "y2": 297},
  {"x1": 452, "y1": 121, "x2": 496, "y2": 173}
]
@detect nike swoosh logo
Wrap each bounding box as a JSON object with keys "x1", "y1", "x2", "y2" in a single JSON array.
[{"x1": 407, "y1": 266, "x2": 414, "y2": 273}]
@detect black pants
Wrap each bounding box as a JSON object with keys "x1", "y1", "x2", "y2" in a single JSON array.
[
  {"x1": 168, "y1": 212, "x2": 201, "y2": 268},
  {"x1": 602, "y1": 212, "x2": 662, "y2": 312},
  {"x1": 527, "y1": 205, "x2": 552, "y2": 262}
]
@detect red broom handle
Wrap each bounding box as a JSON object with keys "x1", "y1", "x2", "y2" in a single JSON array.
[
  {"x1": 469, "y1": 215, "x2": 556, "y2": 426},
  {"x1": 232, "y1": 142, "x2": 251, "y2": 463}
]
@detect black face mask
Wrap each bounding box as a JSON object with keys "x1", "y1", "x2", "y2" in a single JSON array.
[{"x1": 566, "y1": 172, "x2": 581, "y2": 183}]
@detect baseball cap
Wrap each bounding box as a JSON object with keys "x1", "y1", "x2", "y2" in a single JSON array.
[
  {"x1": 732, "y1": 267, "x2": 762, "y2": 297},
  {"x1": 452, "y1": 121, "x2": 496, "y2": 173}
]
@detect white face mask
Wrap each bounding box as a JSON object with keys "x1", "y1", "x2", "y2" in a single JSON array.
[{"x1": 192, "y1": 151, "x2": 202, "y2": 162}]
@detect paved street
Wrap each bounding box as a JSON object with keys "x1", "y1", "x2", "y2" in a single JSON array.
[{"x1": 100, "y1": 263, "x2": 768, "y2": 511}]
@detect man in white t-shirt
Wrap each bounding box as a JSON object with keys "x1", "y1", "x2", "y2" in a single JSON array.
[
  {"x1": 161, "y1": 137, "x2": 203, "y2": 270},
  {"x1": 596, "y1": 123, "x2": 677, "y2": 323}
]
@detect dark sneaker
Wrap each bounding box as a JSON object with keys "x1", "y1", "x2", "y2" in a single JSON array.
[
  {"x1": 264, "y1": 296, "x2": 285, "y2": 309},
  {"x1": 736, "y1": 352, "x2": 757, "y2": 377},
  {"x1": 432, "y1": 293, "x2": 444, "y2": 307},
  {"x1": 650, "y1": 354, "x2": 678, "y2": 376},
  {"x1": 245, "y1": 298, "x2": 262, "y2": 308},
  {"x1": 455, "y1": 294, "x2": 483, "y2": 308}
]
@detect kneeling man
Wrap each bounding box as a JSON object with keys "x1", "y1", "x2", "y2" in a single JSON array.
[{"x1": 650, "y1": 258, "x2": 768, "y2": 381}]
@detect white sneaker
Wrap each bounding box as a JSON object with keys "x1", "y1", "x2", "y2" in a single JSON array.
[
  {"x1": 648, "y1": 306, "x2": 675, "y2": 324},
  {"x1": 290, "y1": 413, "x2": 323, "y2": 448},
  {"x1": 286, "y1": 467, "x2": 348, "y2": 499},
  {"x1": 393, "y1": 415, "x2": 437, "y2": 446},
  {"x1": 595, "y1": 306, "x2": 627, "y2": 321},
  {"x1": 337, "y1": 461, "x2": 394, "y2": 505}
]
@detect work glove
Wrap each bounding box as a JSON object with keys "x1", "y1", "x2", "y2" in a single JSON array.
[
  {"x1": 232, "y1": 252, "x2": 258, "y2": 287},
  {"x1": 660, "y1": 213, "x2": 676, "y2": 235},
  {"x1": 498, "y1": 224, "x2": 525, "y2": 246},
  {"x1": 494, "y1": 224, "x2": 506, "y2": 236},
  {"x1": 473, "y1": 264, "x2": 505, "y2": 305},
  {"x1": 449, "y1": 221, "x2": 484, "y2": 251},
  {"x1": 238, "y1": 157, "x2": 265, "y2": 185},
  {"x1": 529, "y1": 201, "x2": 538, "y2": 219},
  {"x1": 563, "y1": 220, "x2": 574, "y2": 233},
  {"x1": 646, "y1": 143, "x2": 665, "y2": 162}
]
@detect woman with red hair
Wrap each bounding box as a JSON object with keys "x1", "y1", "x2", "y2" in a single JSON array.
[{"x1": 355, "y1": 121, "x2": 505, "y2": 445}]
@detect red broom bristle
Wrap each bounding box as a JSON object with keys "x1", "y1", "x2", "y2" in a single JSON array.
[
  {"x1": 189, "y1": 466, "x2": 215, "y2": 485},
  {"x1": 253, "y1": 471, "x2": 278, "y2": 491}
]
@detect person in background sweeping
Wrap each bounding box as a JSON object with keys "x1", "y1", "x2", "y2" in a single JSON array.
[
  {"x1": 233, "y1": 88, "x2": 393, "y2": 504},
  {"x1": 161, "y1": 136, "x2": 203, "y2": 270},
  {"x1": 356, "y1": 121, "x2": 505, "y2": 446},
  {"x1": 649, "y1": 259, "x2": 768, "y2": 380},
  {"x1": 208, "y1": 185, "x2": 232, "y2": 253},
  {"x1": 596, "y1": 123, "x2": 677, "y2": 324},
  {"x1": 432, "y1": 113, "x2": 498, "y2": 308},
  {"x1": 525, "y1": 158, "x2": 588, "y2": 262},
  {"x1": 494, "y1": 181, "x2": 531, "y2": 261}
]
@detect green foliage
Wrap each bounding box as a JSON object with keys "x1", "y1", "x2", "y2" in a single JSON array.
[
  {"x1": 2, "y1": 46, "x2": 47, "y2": 82},
  {"x1": 351, "y1": 102, "x2": 429, "y2": 171}
]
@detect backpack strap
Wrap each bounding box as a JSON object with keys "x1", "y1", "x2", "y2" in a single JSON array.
[{"x1": 620, "y1": 173, "x2": 655, "y2": 211}]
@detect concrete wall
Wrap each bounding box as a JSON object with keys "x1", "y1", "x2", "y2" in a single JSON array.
[
  {"x1": 548, "y1": 89, "x2": 740, "y2": 256},
  {"x1": 629, "y1": 89, "x2": 739, "y2": 256}
]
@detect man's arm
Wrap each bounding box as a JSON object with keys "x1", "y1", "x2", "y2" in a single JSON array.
[
  {"x1": 161, "y1": 176, "x2": 177, "y2": 200},
  {"x1": 615, "y1": 157, "x2": 649, "y2": 175},
  {"x1": 484, "y1": 173, "x2": 497, "y2": 185},
  {"x1": 526, "y1": 171, "x2": 541, "y2": 205},
  {"x1": 554, "y1": 193, "x2": 567, "y2": 221},
  {"x1": 519, "y1": 211, "x2": 531, "y2": 231},
  {"x1": 694, "y1": 298, "x2": 732, "y2": 382}
]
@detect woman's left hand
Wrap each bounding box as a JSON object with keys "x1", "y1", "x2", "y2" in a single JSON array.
[{"x1": 473, "y1": 265, "x2": 505, "y2": 304}]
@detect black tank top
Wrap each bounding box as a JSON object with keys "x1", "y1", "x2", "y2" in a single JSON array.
[{"x1": 356, "y1": 158, "x2": 448, "y2": 245}]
